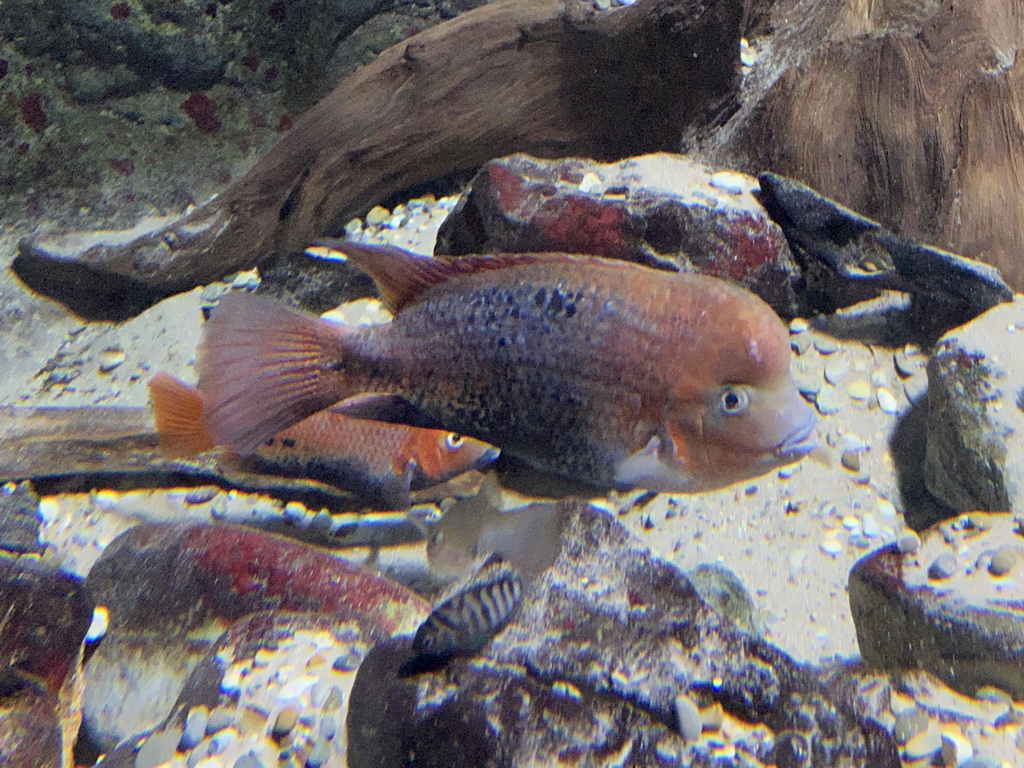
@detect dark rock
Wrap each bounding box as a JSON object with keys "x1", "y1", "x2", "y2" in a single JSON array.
[
  {"x1": 81, "y1": 521, "x2": 428, "y2": 751},
  {"x1": 924, "y1": 298, "x2": 1024, "y2": 513},
  {"x1": 436, "y1": 153, "x2": 800, "y2": 316},
  {"x1": 0, "y1": 683, "x2": 63, "y2": 768},
  {"x1": 0, "y1": 481, "x2": 43, "y2": 555},
  {"x1": 0, "y1": 554, "x2": 94, "y2": 765},
  {"x1": 352, "y1": 501, "x2": 901, "y2": 767},
  {"x1": 757, "y1": 173, "x2": 1013, "y2": 331},
  {"x1": 850, "y1": 512, "x2": 1024, "y2": 699}
]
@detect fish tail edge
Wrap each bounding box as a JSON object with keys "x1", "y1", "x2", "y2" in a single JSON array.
[{"x1": 148, "y1": 372, "x2": 217, "y2": 458}]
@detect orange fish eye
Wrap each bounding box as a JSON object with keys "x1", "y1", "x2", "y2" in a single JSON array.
[
  {"x1": 719, "y1": 387, "x2": 749, "y2": 416},
  {"x1": 445, "y1": 433, "x2": 464, "y2": 449}
]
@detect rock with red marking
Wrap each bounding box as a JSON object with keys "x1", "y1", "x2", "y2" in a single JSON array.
[
  {"x1": 435, "y1": 152, "x2": 800, "y2": 316},
  {"x1": 850, "y1": 511, "x2": 1024, "y2": 699},
  {"x1": 0, "y1": 554, "x2": 94, "y2": 767},
  {"x1": 81, "y1": 521, "x2": 428, "y2": 751}
]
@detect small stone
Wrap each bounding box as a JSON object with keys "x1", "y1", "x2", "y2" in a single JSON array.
[
  {"x1": 824, "y1": 357, "x2": 850, "y2": 385},
  {"x1": 974, "y1": 685, "x2": 1013, "y2": 704},
  {"x1": 903, "y1": 726, "x2": 942, "y2": 761},
  {"x1": 185, "y1": 487, "x2": 218, "y2": 505},
  {"x1": 789, "y1": 318, "x2": 809, "y2": 334},
  {"x1": 861, "y1": 515, "x2": 881, "y2": 539},
  {"x1": 739, "y1": 38, "x2": 757, "y2": 67},
  {"x1": 815, "y1": 385, "x2": 841, "y2": 415},
  {"x1": 842, "y1": 515, "x2": 861, "y2": 531},
  {"x1": 988, "y1": 546, "x2": 1017, "y2": 576},
  {"x1": 814, "y1": 336, "x2": 839, "y2": 354},
  {"x1": 206, "y1": 706, "x2": 236, "y2": 735},
  {"x1": 674, "y1": 693, "x2": 702, "y2": 741},
  {"x1": 699, "y1": 702, "x2": 724, "y2": 732},
  {"x1": 820, "y1": 537, "x2": 842, "y2": 556},
  {"x1": 840, "y1": 450, "x2": 861, "y2": 473},
  {"x1": 210, "y1": 727, "x2": 237, "y2": 754},
  {"x1": 928, "y1": 552, "x2": 957, "y2": 580},
  {"x1": 578, "y1": 172, "x2": 603, "y2": 194},
  {"x1": 231, "y1": 268, "x2": 260, "y2": 290},
  {"x1": 847, "y1": 380, "x2": 872, "y2": 401},
  {"x1": 134, "y1": 729, "x2": 181, "y2": 768},
  {"x1": 98, "y1": 345, "x2": 126, "y2": 373},
  {"x1": 904, "y1": 376, "x2": 928, "y2": 403},
  {"x1": 37, "y1": 497, "x2": 60, "y2": 523},
  {"x1": 940, "y1": 727, "x2": 973, "y2": 766},
  {"x1": 877, "y1": 498, "x2": 898, "y2": 520},
  {"x1": 272, "y1": 706, "x2": 300, "y2": 741},
  {"x1": 791, "y1": 334, "x2": 812, "y2": 355},
  {"x1": 306, "y1": 739, "x2": 331, "y2": 768},
  {"x1": 234, "y1": 754, "x2": 265, "y2": 768},
  {"x1": 709, "y1": 171, "x2": 747, "y2": 195},
  {"x1": 283, "y1": 501, "x2": 307, "y2": 523},
  {"x1": 86, "y1": 605, "x2": 109, "y2": 642},
  {"x1": 319, "y1": 714, "x2": 338, "y2": 741},
  {"x1": 897, "y1": 531, "x2": 921, "y2": 555},
  {"x1": 877, "y1": 387, "x2": 899, "y2": 414},
  {"x1": 365, "y1": 206, "x2": 390, "y2": 226},
  {"x1": 181, "y1": 706, "x2": 209, "y2": 750},
  {"x1": 894, "y1": 707, "x2": 929, "y2": 743}
]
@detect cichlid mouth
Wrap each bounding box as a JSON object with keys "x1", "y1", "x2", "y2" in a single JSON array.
[{"x1": 773, "y1": 419, "x2": 818, "y2": 459}]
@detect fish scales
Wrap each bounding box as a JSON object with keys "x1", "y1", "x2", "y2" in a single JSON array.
[
  {"x1": 338, "y1": 263, "x2": 781, "y2": 483},
  {"x1": 199, "y1": 248, "x2": 816, "y2": 492}
]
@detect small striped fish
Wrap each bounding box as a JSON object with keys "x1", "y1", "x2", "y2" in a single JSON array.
[{"x1": 411, "y1": 558, "x2": 523, "y2": 662}]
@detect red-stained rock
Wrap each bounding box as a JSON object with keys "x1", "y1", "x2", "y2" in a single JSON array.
[
  {"x1": 0, "y1": 555, "x2": 93, "y2": 767},
  {"x1": 0, "y1": 685, "x2": 63, "y2": 768},
  {"x1": 435, "y1": 153, "x2": 801, "y2": 316},
  {"x1": 850, "y1": 511, "x2": 1024, "y2": 699},
  {"x1": 82, "y1": 521, "x2": 428, "y2": 750}
]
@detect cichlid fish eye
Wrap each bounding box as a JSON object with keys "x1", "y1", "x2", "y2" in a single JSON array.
[
  {"x1": 719, "y1": 387, "x2": 749, "y2": 415},
  {"x1": 446, "y1": 433, "x2": 464, "y2": 449}
]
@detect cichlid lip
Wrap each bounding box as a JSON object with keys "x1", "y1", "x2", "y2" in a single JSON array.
[{"x1": 773, "y1": 418, "x2": 818, "y2": 459}]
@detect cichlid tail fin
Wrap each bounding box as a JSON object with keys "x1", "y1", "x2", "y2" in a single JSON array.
[
  {"x1": 148, "y1": 372, "x2": 217, "y2": 458},
  {"x1": 197, "y1": 293, "x2": 351, "y2": 456}
]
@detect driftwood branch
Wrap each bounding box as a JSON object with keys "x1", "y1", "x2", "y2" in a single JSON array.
[{"x1": 14, "y1": 0, "x2": 742, "y2": 321}]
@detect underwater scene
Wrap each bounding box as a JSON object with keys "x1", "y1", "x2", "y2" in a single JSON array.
[{"x1": 1, "y1": 0, "x2": 1023, "y2": 766}]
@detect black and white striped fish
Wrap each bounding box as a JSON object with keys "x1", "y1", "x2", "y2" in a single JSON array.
[{"x1": 411, "y1": 557, "x2": 522, "y2": 663}]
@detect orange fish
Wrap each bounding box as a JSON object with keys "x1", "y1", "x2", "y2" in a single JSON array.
[
  {"x1": 148, "y1": 372, "x2": 499, "y2": 509},
  {"x1": 196, "y1": 244, "x2": 817, "y2": 493}
]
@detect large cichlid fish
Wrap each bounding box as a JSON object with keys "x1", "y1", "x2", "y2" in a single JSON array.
[
  {"x1": 148, "y1": 372, "x2": 498, "y2": 509},
  {"x1": 197, "y1": 245, "x2": 817, "y2": 493}
]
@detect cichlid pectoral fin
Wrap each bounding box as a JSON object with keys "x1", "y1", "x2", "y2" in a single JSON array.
[
  {"x1": 328, "y1": 393, "x2": 441, "y2": 429},
  {"x1": 613, "y1": 429, "x2": 694, "y2": 493}
]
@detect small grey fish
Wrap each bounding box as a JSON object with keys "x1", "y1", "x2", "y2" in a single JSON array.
[{"x1": 411, "y1": 558, "x2": 523, "y2": 664}]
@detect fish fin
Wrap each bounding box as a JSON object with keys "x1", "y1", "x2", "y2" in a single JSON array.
[
  {"x1": 198, "y1": 293, "x2": 348, "y2": 455},
  {"x1": 310, "y1": 241, "x2": 573, "y2": 313},
  {"x1": 328, "y1": 393, "x2": 441, "y2": 429},
  {"x1": 613, "y1": 429, "x2": 693, "y2": 493},
  {"x1": 148, "y1": 373, "x2": 218, "y2": 458}
]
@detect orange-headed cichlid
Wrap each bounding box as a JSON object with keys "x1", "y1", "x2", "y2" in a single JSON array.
[
  {"x1": 148, "y1": 372, "x2": 498, "y2": 509},
  {"x1": 196, "y1": 245, "x2": 817, "y2": 493}
]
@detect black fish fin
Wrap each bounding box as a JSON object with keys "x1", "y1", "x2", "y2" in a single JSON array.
[
  {"x1": 309, "y1": 240, "x2": 585, "y2": 313},
  {"x1": 328, "y1": 393, "x2": 441, "y2": 429}
]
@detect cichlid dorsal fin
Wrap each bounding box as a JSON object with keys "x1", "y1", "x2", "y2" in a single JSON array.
[{"x1": 309, "y1": 240, "x2": 578, "y2": 314}]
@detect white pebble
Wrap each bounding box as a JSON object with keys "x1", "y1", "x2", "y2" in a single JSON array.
[
  {"x1": 364, "y1": 206, "x2": 389, "y2": 226},
  {"x1": 709, "y1": 171, "x2": 747, "y2": 195},
  {"x1": 788, "y1": 549, "x2": 807, "y2": 578},
  {"x1": 847, "y1": 380, "x2": 872, "y2": 400},
  {"x1": 861, "y1": 515, "x2": 880, "y2": 539},
  {"x1": 739, "y1": 38, "x2": 757, "y2": 67},
  {"x1": 940, "y1": 727, "x2": 973, "y2": 766},
  {"x1": 578, "y1": 172, "x2": 603, "y2": 194},
  {"x1": 674, "y1": 694, "x2": 702, "y2": 741},
  {"x1": 877, "y1": 387, "x2": 899, "y2": 414},
  {"x1": 842, "y1": 515, "x2": 861, "y2": 531},
  {"x1": 897, "y1": 531, "x2": 921, "y2": 555},
  {"x1": 86, "y1": 606, "x2": 109, "y2": 642},
  {"x1": 820, "y1": 537, "x2": 843, "y2": 556},
  {"x1": 824, "y1": 357, "x2": 850, "y2": 385},
  {"x1": 877, "y1": 498, "x2": 898, "y2": 520},
  {"x1": 37, "y1": 498, "x2": 60, "y2": 523},
  {"x1": 815, "y1": 385, "x2": 841, "y2": 415},
  {"x1": 789, "y1": 318, "x2": 809, "y2": 334},
  {"x1": 98, "y1": 346, "x2": 126, "y2": 373}
]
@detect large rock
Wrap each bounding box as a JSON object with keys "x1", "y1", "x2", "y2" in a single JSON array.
[
  {"x1": 81, "y1": 521, "x2": 428, "y2": 751},
  {"x1": 351, "y1": 501, "x2": 901, "y2": 767},
  {"x1": 924, "y1": 297, "x2": 1024, "y2": 513},
  {"x1": 436, "y1": 152, "x2": 801, "y2": 316},
  {"x1": 850, "y1": 511, "x2": 1024, "y2": 699},
  {"x1": 0, "y1": 554, "x2": 94, "y2": 767}
]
